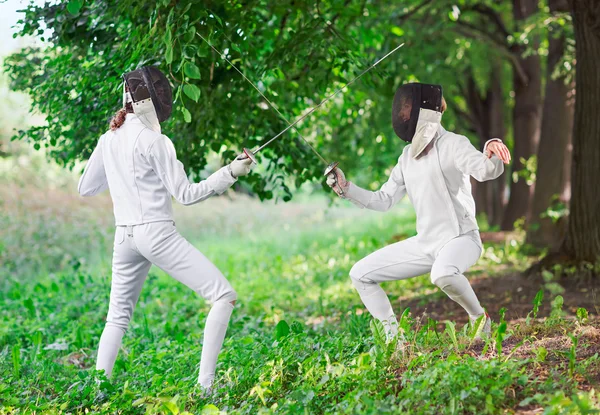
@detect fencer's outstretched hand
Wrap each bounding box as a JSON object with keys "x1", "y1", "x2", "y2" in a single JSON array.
[
  {"x1": 326, "y1": 167, "x2": 350, "y2": 197},
  {"x1": 485, "y1": 140, "x2": 511, "y2": 164},
  {"x1": 228, "y1": 154, "x2": 254, "y2": 178}
]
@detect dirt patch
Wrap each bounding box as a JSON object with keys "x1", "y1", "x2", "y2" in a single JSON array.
[{"x1": 395, "y1": 271, "x2": 600, "y2": 325}]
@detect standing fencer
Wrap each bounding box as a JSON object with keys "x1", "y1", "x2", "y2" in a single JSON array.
[
  {"x1": 326, "y1": 83, "x2": 511, "y2": 341},
  {"x1": 78, "y1": 66, "x2": 254, "y2": 390}
]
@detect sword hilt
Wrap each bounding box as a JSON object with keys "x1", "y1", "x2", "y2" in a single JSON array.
[
  {"x1": 238, "y1": 148, "x2": 258, "y2": 164},
  {"x1": 323, "y1": 161, "x2": 345, "y2": 197}
]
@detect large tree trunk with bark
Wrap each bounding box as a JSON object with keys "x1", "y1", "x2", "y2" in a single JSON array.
[
  {"x1": 527, "y1": 0, "x2": 574, "y2": 250},
  {"x1": 561, "y1": 0, "x2": 600, "y2": 262},
  {"x1": 467, "y1": 63, "x2": 507, "y2": 227},
  {"x1": 501, "y1": 0, "x2": 542, "y2": 230}
]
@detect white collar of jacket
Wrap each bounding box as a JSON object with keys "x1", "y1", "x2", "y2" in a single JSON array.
[
  {"x1": 410, "y1": 108, "x2": 443, "y2": 158},
  {"x1": 124, "y1": 112, "x2": 160, "y2": 133}
]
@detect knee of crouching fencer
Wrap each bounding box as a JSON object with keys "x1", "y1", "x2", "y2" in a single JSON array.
[
  {"x1": 214, "y1": 287, "x2": 237, "y2": 304},
  {"x1": 431, "y1": 274, "x2": 465, "y2": 297},
  {"x1": 349, "y1": 261, "x2": 372, "y2": 290},
  {"x1": 430, "y1": 263, "x2": 461, "y2": 287}
]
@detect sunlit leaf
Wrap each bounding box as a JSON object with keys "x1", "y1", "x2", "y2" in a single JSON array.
[
  {"x1": 184, "y1": 62, "x2": 201, "y2": 79},
  {"x1": 275, "y1": 320, "x2": 290, "y2": 340},
  {"x1": 183, "y1": 84, "x2": 201, "y2": 102},
  {"x1": 391, "y1": 27, "x2": 404, "y2": 37},
  {"x1": 182, "y1": 107, "x2": 192, "y2": 123},
  {"x1": 66, "y1": 0, "x2": 83, "y2": 15},
  {"x1": 165, "y1": 44, "x2": 173, "y2": 64}
]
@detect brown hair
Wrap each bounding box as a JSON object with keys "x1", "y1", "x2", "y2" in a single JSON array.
[{"x1": 110, "y1": 102, "x2": 133, "y2": 131}]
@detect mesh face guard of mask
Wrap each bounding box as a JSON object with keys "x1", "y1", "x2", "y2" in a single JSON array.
[
  {"x1": 122, "y1": 66, "x2": 173, "y2": 132},
  {"x1": 391, "y1": 83, "x2": 443, "y2": 157}
]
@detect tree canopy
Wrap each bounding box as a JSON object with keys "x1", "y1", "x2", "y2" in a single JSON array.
[{"x1": 4, "y1": 0, "x2": 571, "y2": 201}]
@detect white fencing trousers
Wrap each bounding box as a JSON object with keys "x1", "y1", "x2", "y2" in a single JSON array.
[
  {"x1": 96, "y1": 221, "x2": 237, "y2": 386},
  {"x1": 349, "y1": 231, "x2": 485, "y2": 337}
]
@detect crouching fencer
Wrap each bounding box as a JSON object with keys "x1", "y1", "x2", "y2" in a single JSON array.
[
  {"x1": 326, "y1": 83, "x2": 511, "y2": 341},
  {"x1": 77, "y1": 66, "x2": 254, "y2": 390}
]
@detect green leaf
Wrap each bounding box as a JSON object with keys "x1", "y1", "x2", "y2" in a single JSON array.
[
  {"x1": 184, "y1": 26, "x2": 196, "y2": 43},
  {"x1": 184, "y1": 62, "x2": 201, "y2": 79},
  {"x1": 162, "y1": 401, "x2": 179, "y2": 414},
  {"x1": 165, "y1": 44, "x2": 173, "y2": 65},
  {"x1": 66, "y1": 0, "x2": 83, "y2": 15},
  {"x1": 201, "y1": 405, "x2": 220, "y2": 415},
  {"x1": 576, "y1": 307, "x2": 589, "y2": 324},
  {"x1": 445, "y1": 321, "x2": 459, "y2": 351},
  {"x1": 370, "y1": 319, "x2": 386, "y2": 348},
  {"x1": 391, "y1": 27, "x2": 404, "y2": 37},
  {"x1": 290, "y1": 321, "x2": 304, "y2": 333},
  {"x1": 535, "y1": 346, "x2": 548, "y2": 362},
  {"x1": 275, "y1": 320, "x2": 290, "y2": 340},
  {"x1": 495, "y1": 321, "x2": 507, "y2": 355},
  {"x1": 164, "y1": 27, "x2": 172, "y2": 45},
  {"x1": 183, "y1": 84, "x2": 201, "y2": 102},
  {"x1": 182, "y1": 107, "x2": 191, "y2": 123},
  {"x1": 23, "y1": 298, "x2": 35, "y2": 316}
]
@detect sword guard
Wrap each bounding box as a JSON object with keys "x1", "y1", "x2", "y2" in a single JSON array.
[
  {"x1": 323, "y1": 161, "x2": 339, "y2": 177},
  {"x1": 241, "y1": 148, "x2": 258, "y2": 164}
]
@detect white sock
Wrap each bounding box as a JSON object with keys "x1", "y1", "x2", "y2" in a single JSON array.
[
  {"x1": 352, "y1": 281, "x2": 398, "y2": 340},
  {"x1": 96, "y1": 325, "x2": 126, "y2": 378},
  {"x1": 434, "y1": 274, "x2": 485, "y2": 318},
  {"x1": 198, "y1": 300, "x2": 234, "y2": 388}
]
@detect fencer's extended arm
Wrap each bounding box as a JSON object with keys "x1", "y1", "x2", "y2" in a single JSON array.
[
  {"x1": 78, "y1": 137, "x2": 109, "y2": 196},
  {"x1": 344, "y1": 161, "x2": 406, "y2": 211},
  {"x1": 146, "y1": 135, "x2": 236, "y2": 206},
  {"x1": 453, "y1": 135, "x2": 504, "y2": 182}
]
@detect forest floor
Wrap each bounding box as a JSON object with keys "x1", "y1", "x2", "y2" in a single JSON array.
[
  {"x1": 1, "y1": 157, "x2": 599, "y2": 414},
  {"x1": 402, "y1": 268, "x2": 599, "y2": 324}
]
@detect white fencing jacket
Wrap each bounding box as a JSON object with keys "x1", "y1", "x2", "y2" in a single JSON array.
[
  {"x1": 345, "y1": 125, "x2": 503, "y2": 256},
  {"x1": 78, "y1": 113, "x2": 237, "y2": 226}
]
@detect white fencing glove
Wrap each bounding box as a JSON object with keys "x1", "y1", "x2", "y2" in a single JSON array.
[
  {"x1": 228, "y1": 154, "x2": 254, "y2": 178},
  {"x1": 326, "y1": 167, "x2": 350, "y2": 197}
]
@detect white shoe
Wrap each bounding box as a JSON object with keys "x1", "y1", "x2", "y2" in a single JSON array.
[{"x1": 470, "y1": 312, "x2": 491, "y2": 339}]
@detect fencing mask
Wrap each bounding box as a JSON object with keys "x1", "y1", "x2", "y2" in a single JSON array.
[
  {"x1": 122, "y1": 66, "x2": 173, "y2": 134},
  {"x1": 392, "y1": 83, "x2": 443, "y2": 158}
]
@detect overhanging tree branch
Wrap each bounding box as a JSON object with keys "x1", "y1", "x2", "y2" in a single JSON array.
[
  {"x1": 453, "y1": 26, "x2": 529, "y2": 85},
  {"x1": 462, "y1": 4, "x2": 511, "y2": 39},
  {"x1": 395, "y1": 0, "x2": 435, "y2": 23}
]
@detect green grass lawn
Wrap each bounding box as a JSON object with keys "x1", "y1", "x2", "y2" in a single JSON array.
[{"x1": 1, "y1": 169, "x2": 599, "y2": 414}]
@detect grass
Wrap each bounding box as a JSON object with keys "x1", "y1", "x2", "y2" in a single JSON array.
[{"x1": 1, "y1": 158, "x2": 599, "y2": 414}]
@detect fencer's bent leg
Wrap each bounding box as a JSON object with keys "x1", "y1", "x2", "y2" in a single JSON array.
[
  {"x1": 136, "y1": 222, "x2": 237, "y2": 303},
  {"x1": 350, "y1": 237, "x2": 432, "y2": 339},
  {"x1": 97, "y1": 226, "x2": 151, "y2": 378},
  {"x1": 135, "y1": 222, "x2": 237, "y2": 388},
  {"x1": 430, "y1": 231, "x2": 485, "y2": 318}
]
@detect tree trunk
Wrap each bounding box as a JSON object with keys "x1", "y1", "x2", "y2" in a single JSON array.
[
  {"x1": 501, "y1": 0, "x2": 542, "y2": 230},
  {"x1": 561, "y1": 0, "x2": 600, "y2": 262},
  {"x1": 469, "y1": 63, "x2": 507, "y2": 227},
  {"x1": 527, "y1": 0, "x2": 574, "y2": 250}
]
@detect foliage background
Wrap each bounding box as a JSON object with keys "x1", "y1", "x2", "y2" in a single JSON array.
[
  {"x1": 4, "y1": 0, "x2": 529, "y2": 199},
  {"x1": 2, "y1": 1, "x2": 596, "y2": 414}
]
